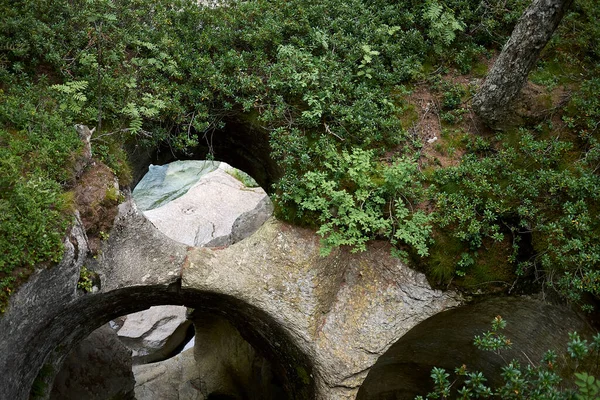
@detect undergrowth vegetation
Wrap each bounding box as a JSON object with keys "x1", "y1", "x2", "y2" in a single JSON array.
[{"x1": 0, "y1": 0, "x2": 599, "y2": 312}]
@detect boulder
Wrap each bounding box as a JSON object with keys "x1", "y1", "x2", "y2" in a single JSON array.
[
  {"x1": 132, "y1": 161, "x2": 221, "y2": 212},
  {"x1": 138, "y1": 161, "x2": 272, "y2": 247},
  {"x1": 50, "y1": 324, "x2": 135, "y2": 400},
  {"x1": 116, "y1": 305, "x2": 192, "y2": 364}
]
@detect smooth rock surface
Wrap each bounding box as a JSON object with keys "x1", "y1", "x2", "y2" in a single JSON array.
[
  {"x1": 190, "y1": 311, "x2": 282, "y2": 400},
  {"x1": 139, "y1": 162, "x2": 271, "y2": 247},
  {"x1": 133, "y1": 349, "x2": 203, "y2": 400},
  {"x1": 357, "y1": 296, "x2": 595, "y2": 399},
  {"x1": 182, "y1": 218, "x2": 461, "y2": 399},
  {"x1": 0, "y1": 214, "x2": 89, "y2": 400},
  {"x1": 133, "y1": 312, "x2": 282, "y2": 400},
  {"x1": 116, "y1": 305, "x2": 192, "y2": 364},
  {"x1": 1, "y1": 199, "x2": 461, "y2": 400},
  {"x1": 132, "y1": 160, "x2": 221, "y2": 211}
]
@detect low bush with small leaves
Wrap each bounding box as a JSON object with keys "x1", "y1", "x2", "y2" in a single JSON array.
[{"x1": 0, "y1": 0, "x2": 599, "y2": 313}]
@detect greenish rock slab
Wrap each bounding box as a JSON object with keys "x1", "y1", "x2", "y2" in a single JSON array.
[{"x1": 133, "y1": 161, "x2": 221, "y2": 211}]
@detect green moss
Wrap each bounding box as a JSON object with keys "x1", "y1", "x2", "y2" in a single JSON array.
[
  {"x1": 426, "y1": 231, "x2": 464, "y2": 285},
  {"x1": 30, "y1": 363, "x2": 54, "y2": 399},
  {"x1": 530, "y1": 58, "x2": 583, "y2": 89},
  {"x1": 295, "y1": 365, "x2": 311, "y2": 385},
  {"x1": 225, "y1": 168, "x2": 259, "y2": 188},
  {"x1": 459, "y1": 240, "x2": 514, "y2": 289},
  {"x1": 471, "y1": 61, "x2": 489, "y2": 78},
  {"x1": 398, "y1": 104, "x2": 419, "y2": 130}
]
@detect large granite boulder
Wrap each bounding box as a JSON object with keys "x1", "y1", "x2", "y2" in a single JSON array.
[
  {"x1": 115, "y1": 305, "x2": 192, "y2": 364},
  {"x1": 133, "y1": 160, "x2": 272, "y2": 247}
]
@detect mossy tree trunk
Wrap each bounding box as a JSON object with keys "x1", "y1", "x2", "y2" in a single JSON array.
[{"x1": 472, "y1": 0, "x2": 574, "y2": 128}]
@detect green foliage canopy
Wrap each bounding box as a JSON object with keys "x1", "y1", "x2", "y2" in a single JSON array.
[{"x1": 0, "y1": 0, "x2": 599, "y2": 312}]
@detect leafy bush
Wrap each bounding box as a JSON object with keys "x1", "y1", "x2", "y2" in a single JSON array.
[
  {"x1": 0, "y1": 0, "x2": 599, "y2": 311},
  {"x1": 0, "y1": 86, "x2": 79, "y2": 312},
  {"x1": 289, "y1": 147, "x2": 432, "y2": 256},
  {"x1": 430, "y1": 131, "x2": 600, "y2": 306}
]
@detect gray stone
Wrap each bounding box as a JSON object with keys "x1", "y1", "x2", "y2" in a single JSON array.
[
  {"x1": 189, "y1": 311, "x2": 279, "y2": 400},
  {"x1": 230, "y1": 195, "x2": 274, "y2": 244},
  {"x1": 117, "y1": 305, "x2": 191, "y2": 364},
  {"x1": 133, "y1": 349, "x2": 204, "y2": 400},
  {"x1": 50, "y1": 324, "x2": 135, "y2": 400},
  {"x1": 357, "y1": 296, "x2": 593, "y2": 399},
  {"x1": 0, "y1": 213, "x2": 88, "y2": 400},
  {"x1": 0, "y1": 200, "x2": 461, "y2": 400},
  {"x1": 0, "y1": 200, "x2": 460, "y2": 400},
  {"x1": 140, "y1": 164, "x2": 271, "y2": 247},
  {"x1": 73, "y1": 125, "x2": 94, "y2": 179},
  {"x1": 133, "y1": 313, "x2": 280, "y2": 400},
  {"x1": 181, "y1": 218, "x2": 460, "y2": 399}
]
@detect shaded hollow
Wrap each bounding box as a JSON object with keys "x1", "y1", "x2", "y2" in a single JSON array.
[
  {"x1": 357, "y1": 297, "x2": 594, "y2": 400},
  {"x1": 29, "y1": 286, "x2": 314, "y2": 400},
  {"x1": 127, "y1": 118, "x2": 281, "y2": 192}
]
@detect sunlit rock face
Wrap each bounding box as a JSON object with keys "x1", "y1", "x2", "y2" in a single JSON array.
[
  {"x1": 115, "y1": 305, "x2": 192, "y2": 365},
  {"x1": 133, "y1": 160, "x2": 272, "y2": 247}
]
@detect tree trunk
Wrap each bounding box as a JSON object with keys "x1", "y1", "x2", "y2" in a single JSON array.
[{"x1": 472, "y1": 0, "x2": 574, "y2": 128}]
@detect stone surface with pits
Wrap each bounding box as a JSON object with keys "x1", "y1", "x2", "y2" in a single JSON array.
[
  {"x1": 134, "y1": 160, "x2": 272, "y2": 247},
  {"x1": 113, "y1": 160, "x2": 273, "y2": 374}
]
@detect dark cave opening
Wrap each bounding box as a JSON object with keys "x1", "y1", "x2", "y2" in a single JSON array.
[{"x1": 127, "y1": 119, "x2": 282, "y2": 194}]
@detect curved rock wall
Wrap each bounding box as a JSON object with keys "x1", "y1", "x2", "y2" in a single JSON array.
[
  {"x1": 357, "y1": 296, "x2": 595, "y2": 399},
  {"x1": 49, "y1": 324, "x2": 135, "y2": 400},
  {"x1": 0, "y1": 214, "x2": 88, "y2": 399},
  {"x1": 0, "y1": 199, "x2": 458, "y2": 400}
]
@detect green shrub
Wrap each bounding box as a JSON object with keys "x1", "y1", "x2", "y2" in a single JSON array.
[
  {"x1": 430, "y1": 131, "x2": 600, "y2": 305},
  {"x1": 0, "y1": 0, "x2": 599, "y2": 311},
  {"x1": 0, "y1": 86, "x2": 79, "y2": 312}
]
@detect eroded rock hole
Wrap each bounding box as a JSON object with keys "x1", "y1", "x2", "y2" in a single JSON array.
[
  {"x1": 51, "y1": 308, "x2": 288, "y2": 400},
  {"x1": 356, "y1": 297, "x2": 594, "y2": 400},
  {"x1": 128, "y1": 119, "x2": 281, "y2": 193},
  {"x1": 46, "y1": 158, "x2": 294, "y2": 400}
]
